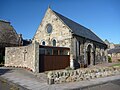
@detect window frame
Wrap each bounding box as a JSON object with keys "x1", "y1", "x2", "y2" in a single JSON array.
[
  {"x1": 46, "y1": 23, "x2": 52, "y2": 34},
  {"x1": 52, "y1": 39, "x2": 56, "y2": 46}
]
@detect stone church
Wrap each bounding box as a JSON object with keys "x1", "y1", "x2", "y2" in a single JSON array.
[
  {"x1": 5, "y1": 7, "x2": 108, "y2": 72},
  {"x1": 33, "y1": 7, "x2": 107, "y2": 69}
]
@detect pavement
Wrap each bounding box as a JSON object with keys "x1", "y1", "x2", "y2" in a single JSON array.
[{"x1": 0, "y1": 67, "x2": 120, "y2": 90}]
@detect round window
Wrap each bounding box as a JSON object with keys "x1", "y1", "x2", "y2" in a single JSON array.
[{"x1": 46, "y1": 24, "x2": 52, "y2": 33}]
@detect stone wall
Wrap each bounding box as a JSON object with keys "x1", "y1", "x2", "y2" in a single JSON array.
[
  {"x1": 33, "y1": 8, "x2": 73, "y2": 68},
  {"x1": 5, "y1": 42, "x2": 39, "y2": 73},
  {"x1": 73, "y1": 36, "x2": 107, "y2": 68},
  {"x1": 32, "y1": 8, "x2": 72, "y2": 48},
  {"x1": 109, "y1": 53, "x2": 120, "y2": 62},
  {"x1": 47, "y1": 66, "x2": 120, "y2": 84}
]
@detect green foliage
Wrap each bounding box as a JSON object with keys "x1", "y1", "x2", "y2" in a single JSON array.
[
  {"x1": 108, "y1": 56, "x2": 112, "y2": 63},
  {"x1": 118, "y1": 59, "x2": 120, "y2": 62},
  {"x1": 112, "y1": 63, "x2": 120, "y2": 67}
]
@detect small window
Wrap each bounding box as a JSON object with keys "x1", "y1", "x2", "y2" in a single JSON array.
[
  {"x1": 42, "y1": 41, "x2": 45, "y2": 45},
  {"x1": 46, "y1": 24, "x2": 52, "y2": 33},
  {"x1": 53, "y1": 39, "x2": 56, "y2": 46}
]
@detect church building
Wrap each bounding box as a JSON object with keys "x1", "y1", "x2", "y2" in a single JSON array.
[
  {"x1": 33, "y1": 7, "x2": 108, "y2": 69},
  {"x1": 5, "y1": 7, "x2": 108, "y2": 72}
]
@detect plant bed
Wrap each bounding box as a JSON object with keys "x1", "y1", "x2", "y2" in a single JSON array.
[{"x1": 112, "y1": 63, "x2": 120, "y2": 67}]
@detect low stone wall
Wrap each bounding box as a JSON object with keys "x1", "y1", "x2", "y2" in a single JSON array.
[
  {"x1": 5, "y1": 42, "x2": 39, "y2": 73},
  {"x1": 108, "y1": 53, "x2": 120, "y2": 62},
  {"x1": 47, "y1": 66, "x2": 120, "y2": 84}
]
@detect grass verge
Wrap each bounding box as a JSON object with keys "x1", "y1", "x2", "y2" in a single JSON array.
[{"x1": 111, "y1": 63, "x2": 120, "y2": 67}]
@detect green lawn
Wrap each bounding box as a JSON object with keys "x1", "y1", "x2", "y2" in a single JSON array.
[{"x1": 112, "y1": 63, "x2": 120, "y2": 67}]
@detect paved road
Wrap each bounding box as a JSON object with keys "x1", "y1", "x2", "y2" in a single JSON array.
[
  {"x1": 0, "y1": 79, "x2": 25, "y2": 90},
  {"x1": 0, "y1": 67, "x2": 120, "y2": 90},
  {"x1": 0, "y1": 79, "x2": 120, "y2": 90},
  {"x1": 82, "y1": 80, "x2": 120, "y2": 90},
  {"x1": 0, "y1": 80, "x2": 12, "y2": 90}
]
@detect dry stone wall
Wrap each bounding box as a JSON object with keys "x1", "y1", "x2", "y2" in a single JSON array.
[
  {"x1": 5, "y1": 42, "x2": 39, "y2": 72},
  {"x1": 109, "y1": 53, "x2": 120, "y2": 62},
  {"x1": 47, "y1": 66, "x2": 120, "y2": 84}
]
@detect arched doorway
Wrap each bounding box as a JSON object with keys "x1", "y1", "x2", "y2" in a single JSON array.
[{"x1": 87, "y1": 45, "x2": 92, "y2": 66}]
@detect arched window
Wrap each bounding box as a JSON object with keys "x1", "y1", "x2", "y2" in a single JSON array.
[
  {"x1": 42, "y1": 41, "x2": 45, "y2": 45},
  {"x1": 53, "y1": 39, "x2": 56, "y2": 46}
]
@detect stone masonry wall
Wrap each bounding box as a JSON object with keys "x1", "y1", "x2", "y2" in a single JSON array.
[
  {"x1": 5, "y1": 42, "x2": 39, "y2": 73},
  {"x1": 47, "y1": 66, "x2": 120, "y2": 84},
  {"x1": 33, "y1": 8, "x2": 73, "y2": 67},
  {"x1": 73, "y1": 36, "x2": 107, "y2": 67},
  {"x1": 109, "y1": 53, "x2": 120, "y2": 62},
  {"x1": 32, "y1": 8, "x2": 72, "y2": 48},
  {"x1": 32, "y1": 8, "x2": 107, "y2": 69}
]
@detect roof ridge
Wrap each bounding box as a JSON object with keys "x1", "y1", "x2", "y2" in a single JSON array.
[{"x1": 0, "y1": 20, "x2": 10, "y2": 24}]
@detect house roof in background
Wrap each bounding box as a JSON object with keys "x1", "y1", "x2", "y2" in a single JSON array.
[
  {"x1": 0, "y1": 20, "x2": 19, "y2": 45},
  {"x1": 108, "y1": 47, "x2": 120, "y2": 54}
]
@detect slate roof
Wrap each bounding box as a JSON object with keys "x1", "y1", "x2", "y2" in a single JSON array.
[
  {"x1": 53, "y1": 11, "x2": 105, "y2": 45},
  {"x1": 0, "y1": 20, "x2": 19, "y2": 45},
  {"x1": 108, "y1": 47, "x2": 120, "y2": 54},
  {"x1": 115, "y1": 44, "x2": 120, "y2": 48}
]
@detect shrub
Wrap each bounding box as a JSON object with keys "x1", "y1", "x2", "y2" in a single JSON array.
[
  {"x1": 118, "y1": 59, "x2": 120, "y2": 62},
  {"x1": 108, "y1": 56, "x2": 112, "y2": 63}
]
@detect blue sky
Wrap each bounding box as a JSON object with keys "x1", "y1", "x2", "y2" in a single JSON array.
[{"x1": 0, "y1": 0, "x2": 120, "y2": 44}]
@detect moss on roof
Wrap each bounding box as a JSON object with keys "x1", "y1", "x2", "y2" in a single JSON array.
[{"x1": 0, "y1": 20, "x2": 19, "y2": 45}]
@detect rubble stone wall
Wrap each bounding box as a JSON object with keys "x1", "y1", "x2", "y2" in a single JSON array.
[
  {"x1": 109, "y1": 53, "x2": 120, "y2": 62},
  {"x1": 5, "y1": 42, "x2": 39, "y2": 72},
  {"x1": 47, "y1": 66, "x2": 120, "y2": 84}
]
